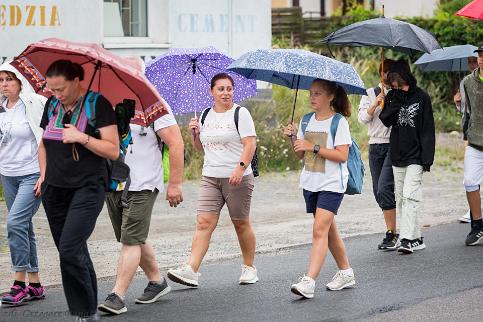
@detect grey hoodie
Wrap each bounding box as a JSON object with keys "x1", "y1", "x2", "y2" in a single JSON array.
[{"x1": 0, "y1": 61, "x2": 46, "y2": 145}]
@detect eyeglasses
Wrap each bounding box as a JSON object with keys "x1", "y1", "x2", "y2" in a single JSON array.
[
  {"x1": 0, "y1": 77, "x2": 15, "y2": 83},
  {"x1": 62, "y1": 110, "x2": 73, "y2": 126}
]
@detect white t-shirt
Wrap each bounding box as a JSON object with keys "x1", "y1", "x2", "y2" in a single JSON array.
[
  {"x1": 0, "y1": 99, "x2": 39, "y2": 176},
  {"x1": 297, "y1": 114, "x2": 352, "y2": 193},
  {"x1": 199, "y1": 104, "x2": 256, "y2": 178},
  {"x1": 125, "y1": 109, "x2": 177, "y2": 192}
]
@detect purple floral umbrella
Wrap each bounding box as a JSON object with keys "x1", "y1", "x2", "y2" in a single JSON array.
[{"x1": 145, "y1": 47, "x2": 257, "y2": 116}]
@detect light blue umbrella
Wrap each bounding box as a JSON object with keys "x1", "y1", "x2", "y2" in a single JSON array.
[
  {"x1": 228, "y1": 49, "x2": 366, "y2": 122},
  {"x1": 415, "y1": 45, "x2": 478, "y2": 72}
]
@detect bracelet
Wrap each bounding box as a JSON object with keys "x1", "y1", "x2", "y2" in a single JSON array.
[{"x1": 83, "y1": 134, "x2": 90, "y2": 145}]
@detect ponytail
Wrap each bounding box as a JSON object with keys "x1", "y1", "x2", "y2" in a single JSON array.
[{"x1": 332, "y1": 85, "x2": 351, "y2": 117}]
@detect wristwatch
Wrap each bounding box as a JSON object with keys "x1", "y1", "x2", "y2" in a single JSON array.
[
  {"x1": 239, "y1": 161, "x2": 248, "y2": 169},
  {"x1": 313, "y1": 144, "x2": 320, "y2": 154}
]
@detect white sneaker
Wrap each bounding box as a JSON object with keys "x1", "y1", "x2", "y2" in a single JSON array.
[
  {"x1": 459, "y1": 210, "x2": 471, "y2": 223},
  {"x1": 167, "y1": 264, "x2": 200, "y2": 287},
  {"x1": 239, "y1": 265, "x2": 259, "y2": 284},
  {"x1": 291, "y1": 276, "x2": 315, "y2": 299},
  {"x1": 326, "y1": 269, "x2": 356, "y2": 291}
]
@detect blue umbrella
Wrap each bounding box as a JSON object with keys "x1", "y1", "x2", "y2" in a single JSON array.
[
  {"x1": 228, "y1": 49, "x2": 366, "y2": 122},
  {"x1": 145, "y1": 47, "x2": 257, "y2": 116},
  {"x1": 415, "y1": 45, "x2": 478, "y2": 72}
]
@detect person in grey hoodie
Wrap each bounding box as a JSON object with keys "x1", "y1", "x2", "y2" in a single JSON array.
[
  {"x1": 358, "y1": 59, "x2": 398, "y2": 250},
  {"x1": 462, "y1": 45, "x2": 483, "y2": 246},
  {"x1": 0, "y1": 62, "x2": 46, "y2": 306}
]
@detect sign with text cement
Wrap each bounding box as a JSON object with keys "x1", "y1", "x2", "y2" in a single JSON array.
[
  {"x1": 0, "y1": 0, "x2": 102, "y2": 63},
  {"x1": 169, "y1": 0, "x2": 271, "y2": 59}
]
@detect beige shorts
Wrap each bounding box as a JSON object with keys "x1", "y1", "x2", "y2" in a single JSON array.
[{"x1": 197, "y1": 174, "x2": 255, "y2": 220}]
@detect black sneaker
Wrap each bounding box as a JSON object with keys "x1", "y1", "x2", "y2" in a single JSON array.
[
  {"x1": 398, "y1": 237, "x2": 425, "y2": 254},
  {"x1": 135, "y1": 278, "x2": 171, "y2": 304},
  {"x1": 465, "y1": 227, "x2": 483, "y2": 246},
  {"x1": 97, "y1": 292, "x2": 127, "y2": 315},
  {"x1": 378, "y1": 230, "x2": 400, "y2": 250}
]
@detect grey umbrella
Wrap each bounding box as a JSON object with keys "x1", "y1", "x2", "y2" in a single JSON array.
[
  {"x1": 320, "y1": 17, "x2": 441, "y2": 55},
  {"x1": 415, "y1": 45, "x2": 478, "y2": 72}
]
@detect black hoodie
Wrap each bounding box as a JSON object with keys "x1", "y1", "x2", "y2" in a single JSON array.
[{"x1": 379, "y1": 61, "x2": 435, "y2": 171}]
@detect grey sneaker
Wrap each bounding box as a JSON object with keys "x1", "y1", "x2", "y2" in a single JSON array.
[
  {"x1": 135, "y1": 279, "x2": 171, "y2": 304},
  {"x1": 97, "y1": 292, "x2": 127, "y2": 315}
]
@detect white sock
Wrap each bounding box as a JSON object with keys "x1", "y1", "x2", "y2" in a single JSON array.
[{"x1": 340, "y1": 268, "x2": 353, "y2": 276}]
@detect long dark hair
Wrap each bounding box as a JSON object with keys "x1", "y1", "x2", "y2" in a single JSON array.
[
  {"x1": 313, "y1": 79, "x2": 351, "y2": 117},
  {"x1": 46, "y1": 60, "x2": 84, "y2": 81}
]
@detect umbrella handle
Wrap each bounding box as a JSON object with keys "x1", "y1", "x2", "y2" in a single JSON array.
[{"x1": 380, "y1": 48, "x2": 385, "y2": 109}]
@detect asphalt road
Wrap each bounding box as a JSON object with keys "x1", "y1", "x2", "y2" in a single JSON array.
[{"x1": 1, "y1": 222, "x2": 482, "y2": 322}]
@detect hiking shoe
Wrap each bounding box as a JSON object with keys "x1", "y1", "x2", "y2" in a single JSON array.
[
  {"x1": 378, "y1": 230, "x2": 400, "y2": 250},
  {"x1": 291, "y1": 276, "x2": 315, "y2": 299},
  {"x1": 398, "y1": 238, "x2": 426, "y2": 254},
  {"x1": 97, "y1": 292, "x2": 127, "y2": 315},
  {"x1": 26, "y1": 285, "x2": 46, "y2": 301},
  {"x1": 167, "y1": 264, "x2": 200, "y2": 287},
  {"x1": 239, "y1": 265, "x2": 259, "y2": 284},
  {"x1": 135, "y1": 279, "x2": 171, "y2": 304},
  {"x1": 326, "y1": 269, "x2": 356, "y2": 291},
  {"x1": 459, "y1": 210, "x2": 471, "y2": 223},
  {"x1": 465, "y1": 227, "x2": 483, "y2": 246},
  {"x1": 1, "y1": 284, "x2": 28, "y2": 306},
  {"x1": 75, "y1": 314, "x2": 100, "y2": 322}
]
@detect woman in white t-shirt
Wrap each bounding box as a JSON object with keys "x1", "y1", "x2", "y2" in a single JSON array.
[
  {"x1": 167, "y1": 73, "x2": 258, "y2": 287},
  {"x1": 283, "y1": 79, "x2": 355, "y2": 299},
  {"x1": 0, "y1": 66, "x2": 46, "y2": 306}
]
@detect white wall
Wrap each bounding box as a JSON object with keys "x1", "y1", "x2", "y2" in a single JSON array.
[
  {"x1": 300, "y1": 0, "x2": 321, "y2": 15},
  {"x1": 169, "y1": 0, "x2": 271, "y2": 59},
  {"x1": 375, "y1": 0, "x2": 438, "y2": 18},
  {"x1": 0, "y1": 0, "x2": 102, "y2": 63}
]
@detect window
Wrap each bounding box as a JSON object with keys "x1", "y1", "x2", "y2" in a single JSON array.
[{"x1": 104, "y1": 0, "x2": 147, "y2": 37}]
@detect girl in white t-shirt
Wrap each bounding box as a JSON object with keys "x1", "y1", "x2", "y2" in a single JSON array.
[
  {"x1": 168, "y1": 73, "x2": 259, "y2": 287},
  {"x1": 283, "y1": 79, "x2": 355, "y2": 299}
]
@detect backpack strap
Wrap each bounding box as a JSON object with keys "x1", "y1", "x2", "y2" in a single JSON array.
[
  {"x1": 149, "y1": 122, "x2": 164, "y2": 154},
  {"x1": 234, "y1": 106, "x2": 242, "y2": 134},
  {"x1": 84, "y1": 91, "x2": 100, "y2": 128},
  {"x1": 301, "y1": 112, "x2": 315, "y2": 136},
  {"x1": 200, "y1": 107, "x2": 211, "y2": 126},
  {"x1": 330, "y1": 113, "x2": 343, "y2": 145},
  {"x1": 330, "y1": 113, "x2": 345, "y2": 191}
]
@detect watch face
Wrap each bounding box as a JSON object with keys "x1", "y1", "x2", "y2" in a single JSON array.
[{"x1": 240, "y1": 162, "x2": 246, "y2": 167}]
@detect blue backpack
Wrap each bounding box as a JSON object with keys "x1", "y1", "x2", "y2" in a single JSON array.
[{"x1": 301, "y1": 112, "x2": 364, "y2": 195}]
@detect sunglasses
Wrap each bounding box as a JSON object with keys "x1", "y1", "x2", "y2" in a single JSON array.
[{"x1": 62, "y1": 110, "x2": 73, "y2": 127}]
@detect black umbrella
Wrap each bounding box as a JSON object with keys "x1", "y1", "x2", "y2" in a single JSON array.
[
  {"x1": 321, "y1": 17, "x2": 441, "y2": 55},
  {"x1": 321, "y1": 6, "x2": 441, "y2": 103}
]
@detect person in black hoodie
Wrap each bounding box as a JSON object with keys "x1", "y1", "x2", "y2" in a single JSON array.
[{"x1": 379, "y1": 59, "x2": 435, "y2": 255}]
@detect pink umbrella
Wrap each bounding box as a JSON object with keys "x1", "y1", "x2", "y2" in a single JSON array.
[
  {"x1": 11, "y1": 38, "x2": 168, "y2": 126},
  {"x1": 456, "y1": 0, "x2": 483, "y2": 20}
]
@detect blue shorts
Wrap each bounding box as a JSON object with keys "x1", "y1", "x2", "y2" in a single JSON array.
[{"x1": 302, "y1": 190, "x2": 344, "y2": 215}]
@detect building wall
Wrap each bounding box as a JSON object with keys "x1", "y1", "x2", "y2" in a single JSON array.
[
  {"x1": 1, "y1": 0, "x2": 271, "y2": 63},
  {"x1": 1, "y1": 0, "x2": 102, "y2": 63},
  {"x1": 272, "y1": 0, "x2": 290, "y2": 8},
  {"x1": 375, "y1": 0, "x2": 438, "y2": 18}
]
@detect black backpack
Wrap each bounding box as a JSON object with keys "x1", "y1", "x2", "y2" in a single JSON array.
[{"x1": 201, "y1": 106, "x2": 259, "y2": 177}]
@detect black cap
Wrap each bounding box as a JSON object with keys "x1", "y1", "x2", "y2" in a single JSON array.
[{"x1": 474, "y1": 44, "x2": 483, "y2": 53}]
